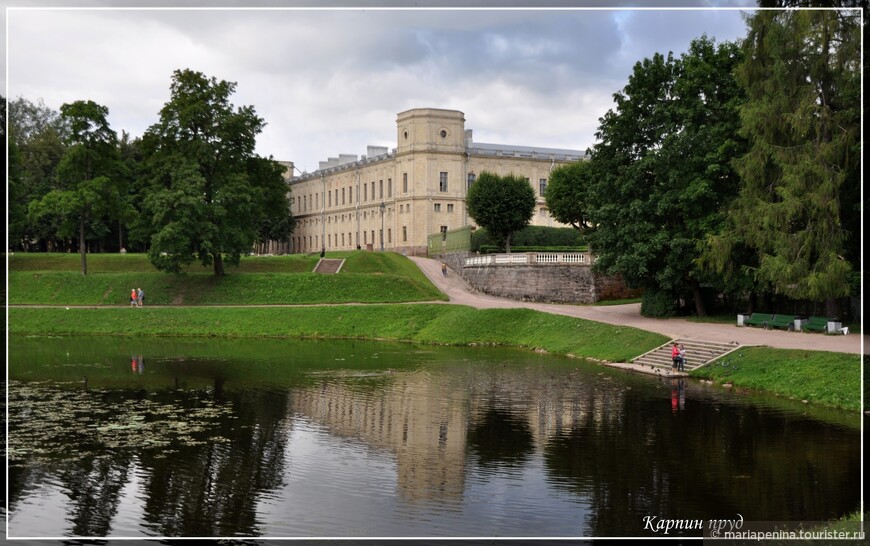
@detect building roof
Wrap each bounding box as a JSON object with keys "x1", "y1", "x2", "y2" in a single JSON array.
[
  {"x1": 291, "y1": 111, "x2": 586, "y2": 181},
  {"x1": 467, "y1": 140, "x2": 585, "y2": 161}
]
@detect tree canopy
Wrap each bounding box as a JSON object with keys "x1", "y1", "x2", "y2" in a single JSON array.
[
  {"x1": 141, "y1": 69, "x2": 294, "y2": 275},
  {"x1": 703, "y1": 9, "x2": 861, "y2": 311},
  {"x1": 584, "y1": 36, "x2": 746, "y2": 316},
  {"x1": 466, "y1": 172, "x2": 536, "y2": 253},
  {"x1": 28, "y1": 100, "x2": 123, "y2": 274},
  {"x1": 7, "y1": 97, "x2": 70, "y2": 250},
  {"x1": 543, "y1": 160, "x2": 594, "y2": 234}
]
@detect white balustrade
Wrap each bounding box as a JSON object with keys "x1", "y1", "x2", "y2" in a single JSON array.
[{"x1": 464, "y1": 252, "x2": 591, "y2": 267}]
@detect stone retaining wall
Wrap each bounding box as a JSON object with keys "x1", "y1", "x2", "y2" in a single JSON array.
[{"x1": 436, "y1": 252, "x2": 640, "y2": 304}]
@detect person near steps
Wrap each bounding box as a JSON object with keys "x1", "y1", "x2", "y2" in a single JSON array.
[{"x1": 677, "y1": 344, "x2": 686, "y2": 372}]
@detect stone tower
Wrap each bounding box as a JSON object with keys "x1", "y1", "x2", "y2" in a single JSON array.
[{"x1": 396, "y1": 108, "x2": 466, "y2": 155}]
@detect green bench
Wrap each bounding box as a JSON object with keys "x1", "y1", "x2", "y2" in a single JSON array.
[
  {"x1": 768, "y1": 314, "x2": 796, "y2": 331},
  {"x1": 744, "y1": 313, "x2": 774, "y2": 328},
  {"x1": 800, "y1": 316, "x2": 831, "y2": 333}
]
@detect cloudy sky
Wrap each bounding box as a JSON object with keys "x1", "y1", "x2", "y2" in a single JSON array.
[{"x1": 4, "y1": 1, "x2": 756, "y2": 173}]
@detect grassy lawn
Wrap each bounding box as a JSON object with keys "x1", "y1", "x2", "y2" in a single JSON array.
[
  {"x1": 8, "y1": 251, "x2": 861, "y2": 414},
  {"x1": 8, "y1": 251, "x2": 350, "y2": 273},
  {"x1": 690, "y1": 346, "x2": 860, "y2": 412},
  {"x1": 8, "y1": 251, "x2": 446, "y2": 304},
  {"x1": 8, "y1": 305, "x2": 670, "y2": 364}
]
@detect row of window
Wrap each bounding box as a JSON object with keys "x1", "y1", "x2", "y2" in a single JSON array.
[
  {"x1": 292, "y1": 225, "x2": 416, "y2": 252},
  {"x1": 297, "y1": 173, "x2": 548, "y2": 214},
  {"x1": 298, "y1": 178, "x2": 396, "y2": 213},
  {"x1": 465, "y1": 173, "x2": 548, "y2": 196},
  {"x1": 433, "y1": 203, "x2": 455, "y2": 213}
]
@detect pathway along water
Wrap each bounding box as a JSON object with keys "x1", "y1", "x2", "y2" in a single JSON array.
[
  {"x1": 9, "y1": 258, "x2": 861, "y2": 354},
  {"x1": 410, "y1": 257, "x2": 863, "y2": 354}
]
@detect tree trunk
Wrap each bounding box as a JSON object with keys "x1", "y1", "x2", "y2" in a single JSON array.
[
  {"x1": 690, "y1": 279, "x2": 706, "y2": 317},
  {"x1": 118, "y1": 220, "x2": 124, "y2": 252},
  {"x1": 213, "y1": 253, "x2": 225, "y2": 276},
  {"x1": 79, "y1": 218, "x2": 87, "y2": 276},
  {"x1": 505, "y1": 233, "x2": 511, "y2": 254}
]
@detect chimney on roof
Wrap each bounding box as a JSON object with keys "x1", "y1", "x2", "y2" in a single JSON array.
[{"x1": 366, "y1": 145, "x2": 388, "y2": 157}]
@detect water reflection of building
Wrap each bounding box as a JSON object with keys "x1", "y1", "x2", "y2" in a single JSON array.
[
  {"x1": 290, "y1": 368, "x2": 626, "y2": 503},
  {"x1": 292, "y1": 374, "x2": 469, "y2": 503}
]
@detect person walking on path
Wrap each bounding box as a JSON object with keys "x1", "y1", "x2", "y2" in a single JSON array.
[
  {"x1": 137, "y1": 288, "x2": 144, "y2": 307},
  {"x1": 441, "y1": 262, "x2": 448, "y2": 276},
  {"x1": 130, "y1": 288, "x2": 137, "y2": 308}
]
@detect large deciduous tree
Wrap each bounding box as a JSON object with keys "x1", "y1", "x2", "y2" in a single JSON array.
[
  {"x1": 142, "y1": 69, "x2": 293, "y2": 275},
  {"x1": 585, "y1": 36, "x2": 746, "y2": 317},
  {"x1": 466, "y1": 172, "x2": 536, "y2": 253},
  {"x1": 28, "y1": 100, "x2": 122, "y2": 274},
  {"x1": 706, "y1": 9, "x2": 860, "y2": 315},
  {"x1": 7, "y1": 97, "x2": 70, "y2": 251},
  {"x1": 543, "y1": 160, "x2": 594, "y2": 241}
]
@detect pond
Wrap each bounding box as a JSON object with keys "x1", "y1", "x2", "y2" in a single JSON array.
[{"x1": 7, "y1": 336, "x2": 860, "y2": 538}]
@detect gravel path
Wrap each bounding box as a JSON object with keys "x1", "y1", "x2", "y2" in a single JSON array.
[{"x1": 410, "y1": 256, "x2": 864, "y2": 355}]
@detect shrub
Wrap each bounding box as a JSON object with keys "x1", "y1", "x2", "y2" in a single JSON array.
[
  {"x1": 471, "y1": 226, "x2": 585, "y2": 252},
  {"x1": 478, "y1": 245, "x2": 588, "y2": 254},
  {"x1": 640, "y1": 287, "x2": 677, "y2": 317}
]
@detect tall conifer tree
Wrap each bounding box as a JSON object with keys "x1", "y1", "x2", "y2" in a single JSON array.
[{"x1": 715, "y1": 9, "x2": 861, "y2": 312}]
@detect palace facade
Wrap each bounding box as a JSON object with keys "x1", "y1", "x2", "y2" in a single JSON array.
[{"x1": 288, "y1": 108, "x2": 585, "y2": 256}]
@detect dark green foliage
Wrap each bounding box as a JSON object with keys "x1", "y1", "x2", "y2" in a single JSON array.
[
  {"x1": 116, "y1": 131, "x2": 149, "y2": 252},
  {"x1": 586, "y1": 36, "x2": 746, "y2": 317},
  {"x1": 543, "y1": 160, "x2": 594, "y2": 232},
  {"x1": 466, "y1": 172, "x2": 536, "y2": 253},
  {"x1": 7, "y1": 97, "x2": 70, "y2": 251},
  {"x1": 640, "y1": 287, "x2": 677, "y2": 318},
  {"x1": 706, "y1": 10, "x2": 860, "y2": 307},
  {"x1": 142, "y1": 69, "x2": 293, "y2": 276},
  {"x1": 470, "y1": 226, "x2": 584, "y2": 252},
  {"x1": 27, "y1": 100, "x2": 122, "y2": 275},
  {"x1": 248, "y1": 156, "x2": 297, "y2": 245},
  {"x1": 478, "y1": 245, "x2": 587, "y2": 255}
]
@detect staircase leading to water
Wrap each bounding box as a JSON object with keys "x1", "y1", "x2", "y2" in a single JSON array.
[
  {"x1": 314, "y1": 259, "x2": 345, "y2": 274},
  {"x1": 631, "y1": 339, "x2": 741, "y2": 372}
]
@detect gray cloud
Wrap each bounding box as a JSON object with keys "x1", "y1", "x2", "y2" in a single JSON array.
[{"x1": 4, "y1": 2, "x2": 756, "y2": 173}]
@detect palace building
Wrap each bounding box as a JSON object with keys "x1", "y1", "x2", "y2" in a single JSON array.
[{"x1": 288, "y1": 108, "x2": 585, "y2": 256}]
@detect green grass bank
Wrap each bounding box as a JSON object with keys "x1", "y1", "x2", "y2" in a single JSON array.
[
  {"x1": 691, "y1": 347, "x2": 860, "y2": 412},
  {"x1": 8, "y1": 305, "x2": 669, "y2": 364},
  {"x1": 8, "y1": 251, "x2": 861, "y2": 413},
  {"x1": 8, "y1": 251, "x2": 446, "y2": 305}
]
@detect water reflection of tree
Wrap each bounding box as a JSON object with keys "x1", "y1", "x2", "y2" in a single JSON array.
[
  {"x1": 466, "y1": 406, "x2": 534, "y2": 470},
  {"x1": 544, "y1": 390, "x2": 861, "y2": 536},
  {"x1": 59, "y1": 454, "x2": 133, "y2": 537},
  {"x1": 137, "y1": 378, "x2": 290, "y2": 536}
]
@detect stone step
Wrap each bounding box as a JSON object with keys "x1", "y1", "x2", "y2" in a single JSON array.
[
  {"x1": 631, "y1": 338, "x2": 740, "y2": 371},
  {"x1": 314, "y1": 259, "x2": 345, "y2": 274}
]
